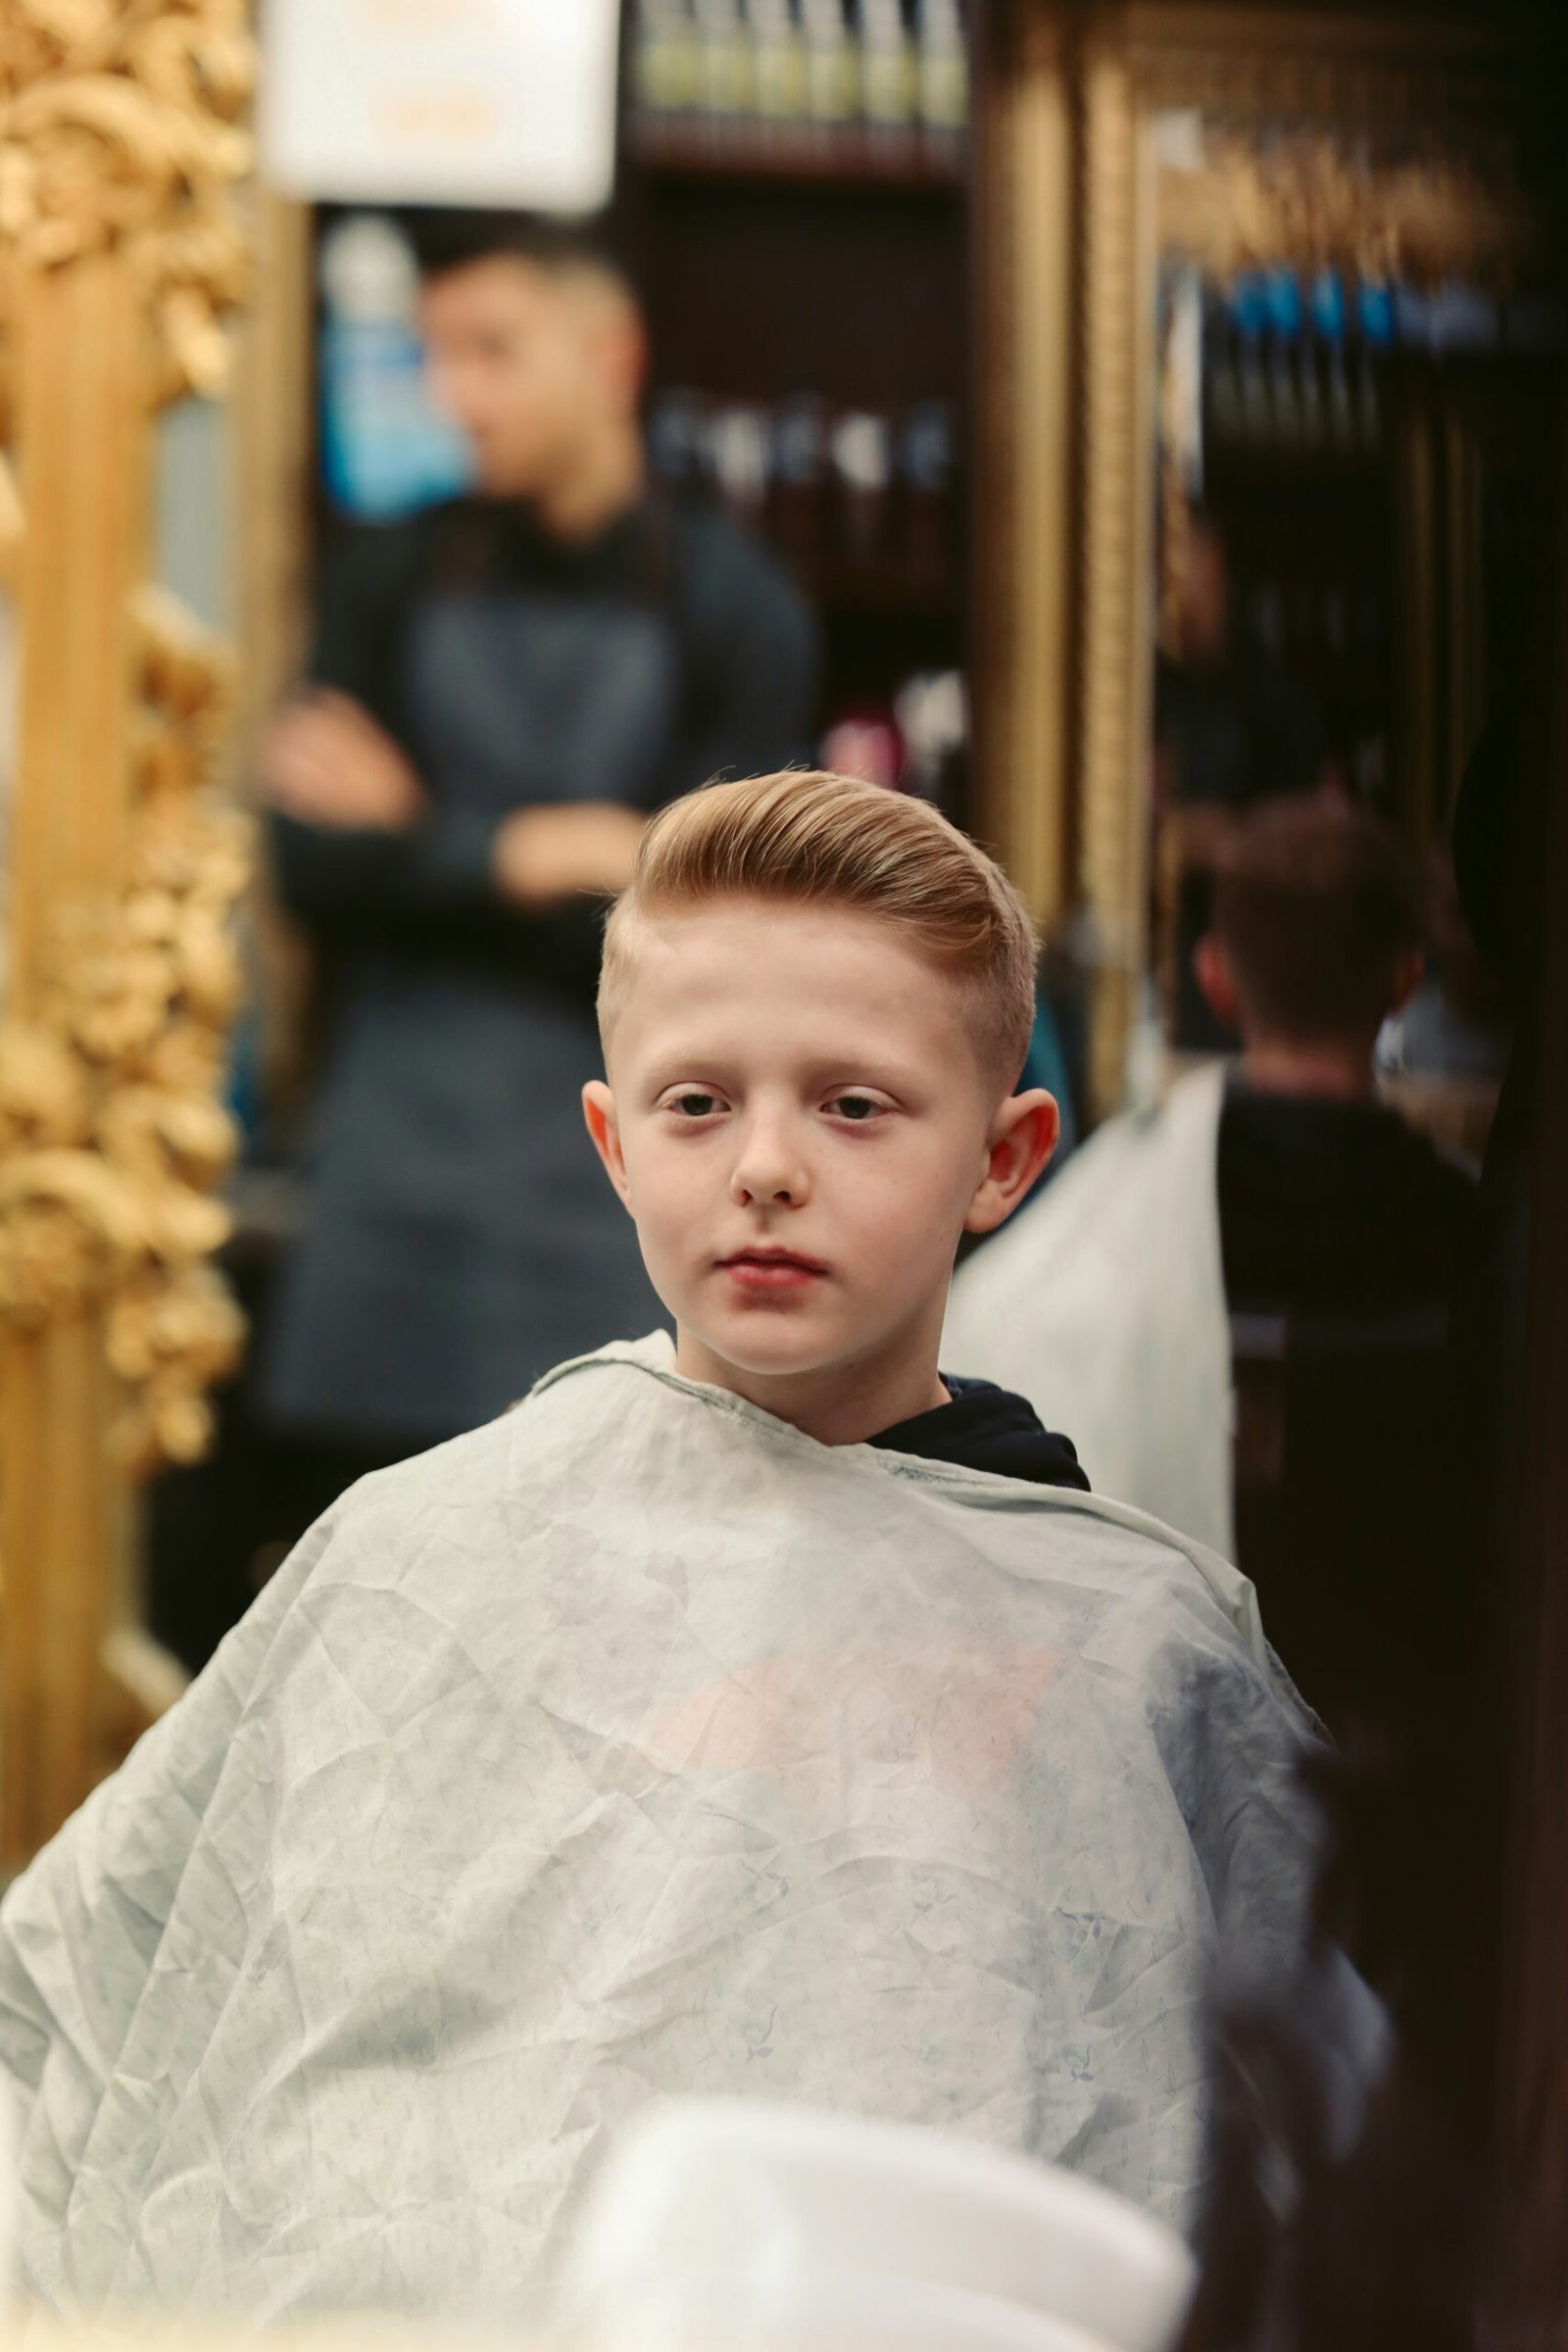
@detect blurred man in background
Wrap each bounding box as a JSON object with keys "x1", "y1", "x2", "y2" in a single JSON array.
[{"x1": 247, "y1": 214, "x2": 817, "y2": 1558}]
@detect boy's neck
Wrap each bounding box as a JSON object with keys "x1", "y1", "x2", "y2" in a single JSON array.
[{"x1": 674, "y1": 1328, "x2": 951, "y2": 1448}]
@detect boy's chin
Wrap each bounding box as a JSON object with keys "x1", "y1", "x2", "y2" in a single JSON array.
[{"x1": 677, "y1": 1313, "x2": 855, "y2": 1385}]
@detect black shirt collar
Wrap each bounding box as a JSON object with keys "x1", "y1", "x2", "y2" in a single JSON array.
[{"x1": 869, "y1": 1376, "x2": 1090, "y2": 1493}]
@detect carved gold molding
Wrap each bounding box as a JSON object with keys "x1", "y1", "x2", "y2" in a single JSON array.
[
  {"x1": 0, "y1": 4, "x2": 254, "y2": 1480},
  {"x1": 0, "y1": 0, "x2": 254, "y2": 413},
  {"x1": 0, "y1": 592, "x2": 250, "y2": 1471},
  {"x1": 1075, "y1": 30, "x2": 1158, "y2": 1119},
  {"x1": 970, "y1": 7, "x2": 1075, "y2": 931},
  {"x1": 1, "y1": 0, "x2": 255, "y2": 1859}
]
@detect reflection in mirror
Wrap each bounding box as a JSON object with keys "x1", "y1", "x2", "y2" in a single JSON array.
[{"x1": 1148, "y1": 111, "x2": 1559, "y2": 1184}]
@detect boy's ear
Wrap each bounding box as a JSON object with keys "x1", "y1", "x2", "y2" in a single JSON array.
[
  {"x1": 582, "y1": 1081, "x2": 633, "y2": 1212},
  {"x1": 1194, "y1": 932, "x2": 1241, "y2": 1032},
  {"x1": 964, "y1": 1088, "x2": 1059, "y2": 1237}
]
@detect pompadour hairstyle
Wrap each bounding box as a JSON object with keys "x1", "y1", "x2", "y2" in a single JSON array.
[
  {"x1": 599, "y1": 770, "x2": 1040, "y2": 1090},
  {"x1": 1212, "y1": 795, "x2": 1422, "y2": 1045}
]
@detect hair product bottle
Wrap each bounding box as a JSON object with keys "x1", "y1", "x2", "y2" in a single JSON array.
[
  {"x1": 858, "y1": 0, "x2": 915, "y2": 154},
  {"x1": 693, "y1": 0, "x2": 753, "y2": 132},
  {"x1": 632, "y1": 0, "x2": 698, "y2": 124},
  {"x1": 746, "y1": 0, "x2": 808, "y2": 131},
  {"x1": 914, "y1": 0, "x2": 966, "y2": 162},
  {"x1": 802, "y1": 0, "x2": 859, "y2": 141}
]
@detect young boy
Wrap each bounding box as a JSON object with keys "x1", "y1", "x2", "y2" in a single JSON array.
[{"x1": 0, "y1": 773, "x2": 1316, "y2": 2328}]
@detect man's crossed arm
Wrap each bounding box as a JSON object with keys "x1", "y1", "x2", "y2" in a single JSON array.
[{"x1": 262, "y1": 688, "x2": 646, "y2": 911}]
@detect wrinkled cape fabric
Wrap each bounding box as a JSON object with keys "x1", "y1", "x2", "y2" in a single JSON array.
[
  {"x1": 0, "y1": 1335, "x2": 1316, "y2": 2329},
  {"x1": 944, "y1": 1065, "x2": 1235, "y2": 1558}
]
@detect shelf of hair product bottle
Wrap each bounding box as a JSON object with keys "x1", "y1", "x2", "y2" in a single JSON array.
[
  {"x1": 628, "y1": 0, "x2": 968, "y2": 193},
  {"x1": 649, "y1": 386, "x2": 962, "y2": 620}
]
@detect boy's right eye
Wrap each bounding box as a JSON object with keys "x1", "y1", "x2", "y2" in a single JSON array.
[{"x1": 669, "y1": 1092, "x2": 722, "y2": 1118}]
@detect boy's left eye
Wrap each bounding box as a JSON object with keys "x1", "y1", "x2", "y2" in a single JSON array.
[{"x1": 826, "y1": 1094, "x2": 883, "y2": 1122}]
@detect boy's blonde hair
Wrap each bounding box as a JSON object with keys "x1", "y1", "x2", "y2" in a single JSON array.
[{"x1": 600, "y1": 770, "x2": 1039, "y2": 1090}]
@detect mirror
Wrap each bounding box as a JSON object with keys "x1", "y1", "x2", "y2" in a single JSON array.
[{"x1": 1147, "y1": 110, "x2": 1559, "y2": 1174}]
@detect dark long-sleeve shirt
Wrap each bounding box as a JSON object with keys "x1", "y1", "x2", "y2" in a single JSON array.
[
  {"x1": 263, "y1": 494, "x2": 820, "y2": 1441},
  {"x1": 271, "y1": 496, "x2": 818, "y2": 992}
]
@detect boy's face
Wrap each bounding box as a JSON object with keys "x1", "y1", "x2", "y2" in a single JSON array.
[{"x1": 584, "y1": 901, "x2": 1056, "y2": 1440}]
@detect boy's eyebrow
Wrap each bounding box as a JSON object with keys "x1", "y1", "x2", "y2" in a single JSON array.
[{"x1": 636, "y1": 1037, "x2": 931, "y2": 1087}]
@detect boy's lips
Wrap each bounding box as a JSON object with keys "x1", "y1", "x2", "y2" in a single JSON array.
[{"x1": 715, "y1": 1247, "x2": 830, "y2": 1293}]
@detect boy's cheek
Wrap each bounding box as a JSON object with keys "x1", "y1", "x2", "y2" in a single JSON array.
[{"x1": 629, "y1": 1176, "x2": 689, "y2": 1259}]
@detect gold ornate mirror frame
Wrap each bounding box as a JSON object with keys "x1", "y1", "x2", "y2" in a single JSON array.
[
  {"x1": 0, "y1": 3, "x2": 256, "y2": 1866},
  {"x1": 973, "y1": 0, "x2": 1544, "y2": 1119}
]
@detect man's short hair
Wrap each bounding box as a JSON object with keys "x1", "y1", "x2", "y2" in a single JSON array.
[
  {"x1": 1212, "y1": 796, "x2": 1422, "y2": 1045},
  {"x1": 401, "y1": 207, "x2": 633, "y2": 300},
  {"x1": 600, "y1": 771, "x2": 1040, "y2": 1092}
]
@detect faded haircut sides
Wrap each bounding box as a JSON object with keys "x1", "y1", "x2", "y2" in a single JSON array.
[
  {"x1": 599, "y1": 770, "x2": 1040, "y2": 1094},
  {"x1": 1213, "y1": 795, "x2": 1422, "y2": 1046},
  {"x1": 401, "y1": 208, "x2": 636, "y2": 305}
]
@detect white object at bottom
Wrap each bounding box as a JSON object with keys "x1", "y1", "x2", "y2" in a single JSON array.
[{"x1": 553, "y1": 2098, "x2": 1198, "y2": 2352}]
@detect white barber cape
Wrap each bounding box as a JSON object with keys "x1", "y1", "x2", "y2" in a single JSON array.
[
  {"x1": 0, "y1": 1329, "x2": 1315, "y2": 2328},
  {"x1": 945, "y1": 1062, "x2": 1235, "y2": 1559}
]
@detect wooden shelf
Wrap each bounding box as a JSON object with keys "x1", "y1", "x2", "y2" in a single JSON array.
[
  {"x1": 627, "y1": 104, "x2": 969, "y2": 706},
  {"x1": 804, "y1": 556, "x2": 959, "y2": 620},
  {"x1": 627, "y1": 117, "x2": 966, "y2": 195}
]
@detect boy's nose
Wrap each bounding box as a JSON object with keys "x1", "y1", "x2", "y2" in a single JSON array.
[{"x1": 729, "y1": 1122, "x2": 809, "y2": 1208}]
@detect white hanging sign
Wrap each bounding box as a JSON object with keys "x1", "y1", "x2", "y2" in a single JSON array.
[{"x1": 260, "y1": 0, "x2": 622, "y2": 214}]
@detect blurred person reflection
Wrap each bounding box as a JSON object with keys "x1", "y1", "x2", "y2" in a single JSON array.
[
  {"x1": 944, "y1": 800, "x2": 1474, "y2": 1733},
  {"x1": 255, "y1": 212, "x2": 819, "y2": 1539},
  {"x1": 1155, "y1": 510, "x2": 1330, "y2": 1048}
]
